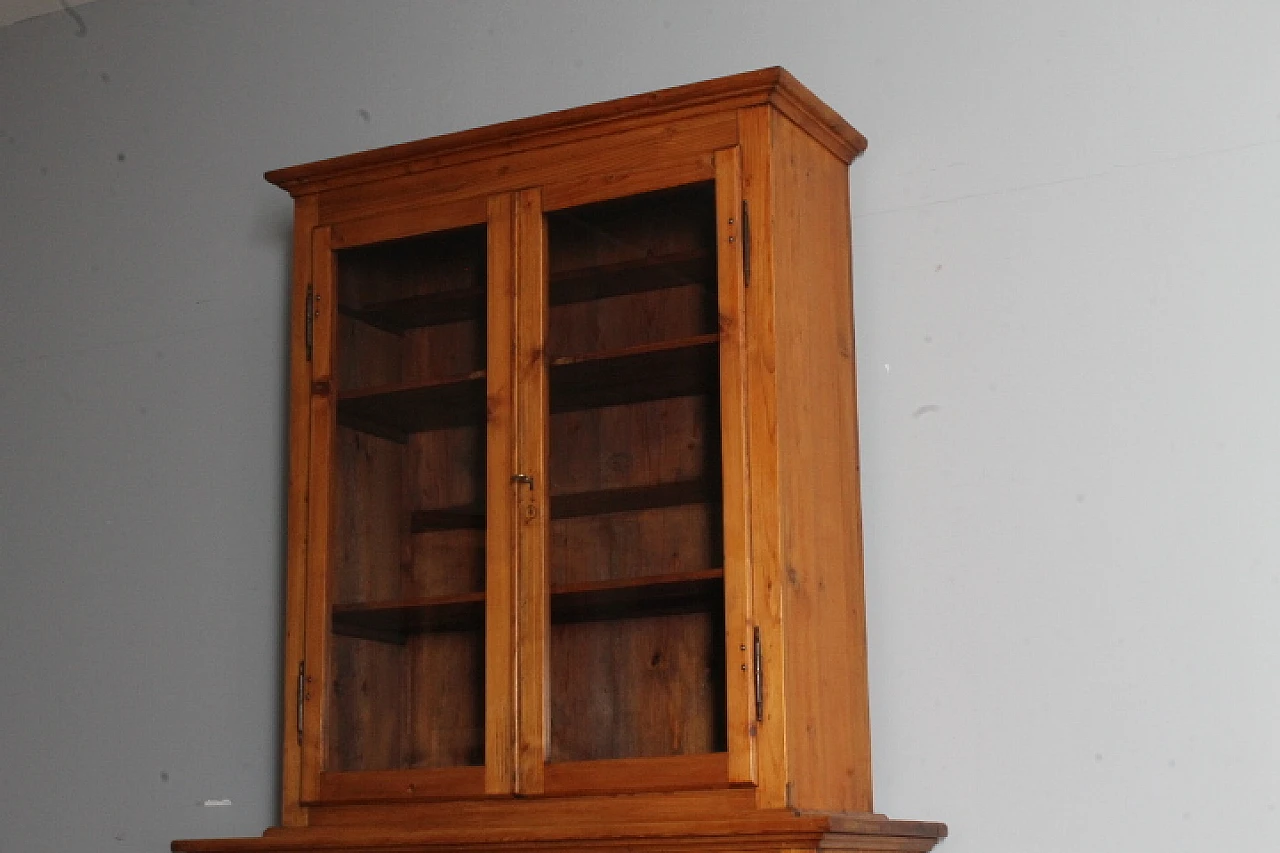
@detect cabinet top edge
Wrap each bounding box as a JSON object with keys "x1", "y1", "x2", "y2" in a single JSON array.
[{"x1": 264, "y1": 67, "x2": 866, "y2": 197}]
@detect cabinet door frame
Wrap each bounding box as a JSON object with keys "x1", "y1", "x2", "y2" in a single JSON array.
[
  {"x1": 298, "y1": 194, "x2": 519, "y2": 805},
  {"x1": 513, "y1": 154, "x2": 758, "y2": 797}
]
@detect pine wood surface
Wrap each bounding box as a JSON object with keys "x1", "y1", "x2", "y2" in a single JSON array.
[
  {"x1": 175, "y1": 811, "x2": 945, "y2": 853},
  {"x1": 306, "y1": 787, "x2": 761, "y2": 828},
  {"x1": 316, "y1": 114, "x2": 732, "y2": 226},
  {"x1": 280, "y1": 193, "x2": 320, "y2": 825},
  {"x1": 711, "y1": 145, "x2": 756, "y2": 786},
  {"x1": 314, "y1": 764, "x2": 486, "y2": 804},
  {"x1": 483, "y1": 192, "x2": 519, "y2": 795},
  {"x1": 513, "y1": 187, "x2": 549, "y2": 795},
  {"x1": 185, "y1": 67, "x2": 947, "y2": 853},
  {"x1": 330, "y1": 196, "x2": 489, "y2": 251},
  {"x1": 736, "y1": 104, "x2": 789, "y2": 811},
  {"x1": 540, "y1": 182, "x2": 727, "y2": 776},
  {"x1": 300, "y1": 225, "x2": 337, "y2": 803},
  {"x1": 265, "y1": 69, "x2": 863, "y2": 196},
  {"x1": 769, "y1": 110, "x2": 874, "y2": 813}
]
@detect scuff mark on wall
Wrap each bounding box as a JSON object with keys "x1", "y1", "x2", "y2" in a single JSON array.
[{"x1": 58, "y1": 0, "x2": 88, "y2": 36}]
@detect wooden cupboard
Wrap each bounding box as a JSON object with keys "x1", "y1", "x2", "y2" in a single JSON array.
[{"x1": 173, "y1": 68, "x2": 946, "y2": 853}]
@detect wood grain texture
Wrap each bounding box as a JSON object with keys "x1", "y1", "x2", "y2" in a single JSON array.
[
  {"x1": 713, "y1": 146, "x2": 756, "y2": 786},
  {"x1": 281, "y1": 193, "x2": 319, "y2": 826},
  {"x1": 331, "y1": 594, "x2": 484, "y2": 641},
  {"x1": 769, "y1": 110, "x2": 872, "y2": 813},
  {"x1": 327, "y1": 636, "x2": 405, "y2": 771},
  {"x1": 407, "y1": 630, "x2": 485, "y2": 768},
  {"x1": 543, "y1": 181, "x2": 727, "y2": 770},
  {"x1": 264, "y1": 68, "x2": 863, "y2": 195},
  {"x1": 330, "y1": 196, "x2": 488, "y2": 250},
  {"x1": 736, "y1": 105, "x2": 789, "y2": 810},
  {"x1": 316, "y1": 114, "x2": 735, "y2": 226},
  {"x1": 484, "y1": 192, "x2": 518, "y2": 794},
  {"x1": 542, "y1": 156, "x2": 716, "y2": 214},
  {"x1": 323, "y1": 203, "x2": 493, "y2": 777},
  {"x1": 550, "y1": 570, "x2": 723, "y2": 624},
  {"x1": 513, "y1": 188, "x2": 549, "y2": 794},
  {"x1": 301, "y1": 226, "x2": 337, "y2": 803},
  {"x1": 222, "y1": 68, "x2": 947, "y2": 853},
  {"x1": 549, "y1": 249, "x2": 713, "y2": 306},
  {"x1": 548, "y1": 612, "x2": 725, "y2": 762},
  {"x1": 542, "y1": 752, "x2": 730, "y2": 796},
  {"x1": 314, "y1": 765, "x2": 485, "y2": 804},
  {"x1": 176, "y1": 810, "x2": 944, "y2": 853},
  {"x1": 306, "y1": 787, "x2": 759, "y2": 829}
]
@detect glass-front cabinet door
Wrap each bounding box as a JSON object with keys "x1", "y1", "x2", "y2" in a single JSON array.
[
  {"x1": 516, "y1": 154, "x2": 755, "y2": 795},
  {"x1": 301, "y1": 198, "x2": 511, "y2": 803},
  {"x1": 544, "y1": 182, "x2": 724, "y2": 765},
  {"x1": 301, "y1": 157, "x2": 754, "y2": 803}
]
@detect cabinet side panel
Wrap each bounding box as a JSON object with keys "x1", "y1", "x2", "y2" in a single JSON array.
[
  {"x1": 769, "y1": 112, "x2": 873, "y2": 813},
  {"x1": 282, "y1": 194, "x2": 319, "y2": 825}
]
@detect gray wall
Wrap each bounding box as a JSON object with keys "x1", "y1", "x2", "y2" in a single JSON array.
[{"x1": 2, "y1": 2, "x2": 1277, "y2": 851}]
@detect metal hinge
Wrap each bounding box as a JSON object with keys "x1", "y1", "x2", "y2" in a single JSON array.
[
  {"x1": 742, "y1": 200, "x2": 752, "y2": 288},
  {"x1": 304, "y1": 284, "x2": 315, "y2": 363},
  {"x1": 753, "y1": 626, "x2": 764, "y2": 722},
  {"x1": 295, "y1": 661, "x2": 305, "y2": 745}
]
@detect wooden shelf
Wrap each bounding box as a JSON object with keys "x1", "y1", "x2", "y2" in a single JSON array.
[
  {"x1": 550, "y1": 569, "x2": 723, "y2": 625},
  {"x1": 338, "y1": 338, "x2": 717, "y2": 440},
  {"x1": 551, "y1": 478, "x2": 719, "y2": 520},
  {"x1": 338, "y1": 371, "x2": 485, "y2": 441},
  {"x1": 550, "y1": 334, "x2": 719, "y2": 413},
  {"x1": 549, "y1": 250, "x2": 713, "y2": 307},
  {"x1": 411, "y1": 506, "x2": 485, "y2": 532},
  {"x1": 340, "y1": 251, "x2": 710, "y2": 333},
  {"x1": 331, "y1": 593, "x2": 485, "y2": 643},
  {"x1": 340, "y1": 288, "x2": 485, "y2": 333},
  {"x1": 402, "y1": 479, "x2": 716, "y2": 536}
]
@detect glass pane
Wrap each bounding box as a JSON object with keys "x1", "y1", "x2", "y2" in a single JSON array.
[
  {"x1": 327, "y1": 224, "x2": 487, "y2": 771},
  {"x1": 544, "y1": 183, "x2": 727, "y2": 762}
]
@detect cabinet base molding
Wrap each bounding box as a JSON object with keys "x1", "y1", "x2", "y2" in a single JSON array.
[{"x1": 174, "y1": 812, "x2": 946, "y2": 853}]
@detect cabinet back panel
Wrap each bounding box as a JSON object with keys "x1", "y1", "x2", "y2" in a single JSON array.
[
  {"x1": 328, "y1": 633, "x2": 485, "y2": 772},
  {"x1": 549, "y1": 505, "x2": 717, "y2": 587},
  {"x1": 548, "y1": 396, "x2": 712, "y2": 491},
  {"x1": 406, "y1": 423, "x2": 485, "y2": 599},
  {"x1": 335, "y1": 430, "x2": 405, "y2": 605},
  {"x1": 337, "y1": 319, "x2": 402, "y2": 391},
  {"x1": 314, "y1": 111, "x2": 736, "y2": 224},
  {"x1": 548, "y1": 612, "x2": 726, "y2": 762},
  {"x1": 329, "y1": 637, "x2": 407, "y2": 771},
  {"x1": 407, "y1": 631, "x2": 485, "y2": 769},
  {"x1": 337, "y1": 227, "x2": 486, "y2": 305},
  {"x1": 336, "y1": 224, "x2": 487, "y2": 392},
  {"x1": 545, "y1": 183, "x2": 717, "y2": 361}
]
